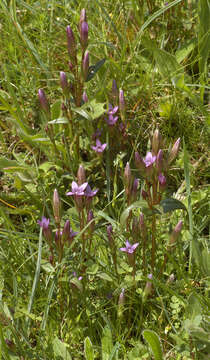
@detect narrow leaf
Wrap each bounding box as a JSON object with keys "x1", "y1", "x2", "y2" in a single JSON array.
[{"x1": 84, "y1": 337, "x2": 94, "y2": 360}]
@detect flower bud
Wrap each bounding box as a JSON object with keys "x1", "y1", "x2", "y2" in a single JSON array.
[
  {"x1": 80, "y1": 21, "x2": 88, "y2": 49},
  {"x1": 119, "y1": 89, "x2": 125, "y2": 121},
  {"x1": 141, "y1": 189, "x2": 148, "y2": 200},
  {"x1": 82, "y1": 91, "x2": 88, "y2": 103},
  {"x1": 77, "y1": 165, "x2": 86, "y2": 185},
  {"x1": 143, "y1": 274, "x2": 153, "y2": 301},
  {"x1": 152, "y1": 128, "x2": 162, "y2": 155},
  {"x1": 156, "y1": 149, "x2": 163, "y2": 174},
  {"x1": 169, "y1": 220, "x2": 183, "y2": 246},
  {"x1": 118, "y1": 288, "x2": 125, "y2": 317},
  {"x1": 158, "y1": 173, "x2": 166, "y2": 191},
  {"x1": 62, "y1": 220, "x2": 70, "y2": 243},
  {"x1": 131, "y1": 178, "x2": 139, "y2": 202},
  {"x1": 135, "y1": 152, "x2": 146, "y2": 174},
  {"x1": 168, "y1": 138, "x2": 180, "y2": 165},
  {"x1": 107, "y1": 225, "x2": 113, "y2": 247},
  {"x1": 66, "y1": 25, "x2": 77, "y2": 63},
  {"x1": 53, "y1": 189, "x2": 60, "y2": 225},
  {"x1": 80, "y1": 9, "x2": 86, "y2": 24},
  {"x1": 124, "y1": 162, "x2": 131, "y2": 186},
  {"x1": 38, "y1": 89, "x2": 50, "y2": 116},
  {"x1": 60, "y1": 71, "x2": 69, "y2": 96},
  {"x1": 82, "y1": 50, "x2": 89, "y2": 81},
  {"x1": 87, "y1": 210, "x2": 95, "y2": 234}
]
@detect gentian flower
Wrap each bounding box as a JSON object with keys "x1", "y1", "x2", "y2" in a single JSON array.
[
  {"x1": 143, "y1": 152, "x2": 156, "y2": 167},
  {"x1": 91, "y1": 139, "x2": 107, "y2": 153},
  {"x1": 37, "y1": 216, "x2": 50, "y2": 229},
  {"x1": 106, "y1": 104, "x2": 118, "y2": 125},
  {"x1": 66, "y1": 181, "x2": 88, "y2": 196},
  {"x1": 85, "y1": 184, "x2": 98, "y2": 197},
  {"x1": 120, "y1": 240, "x2": 139, "y2": 254}
]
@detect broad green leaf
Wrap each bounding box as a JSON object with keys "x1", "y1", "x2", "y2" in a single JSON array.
[
  {"x1": 70, "y1": 277, "x2": 83, "y2": 292},
  {"x1": 142, "y1": 330, "x2": 163, "y2": 360},
  {"x1": 86, "y1": 58, "x2": 106, "y2": 82},
  {"x1": 160, "y1": 198, "x2": 187, "y2": 213},
  {"x1": 84, "y1": 337, "x2": 94, "y2": 360},
  {"x1": 52, "y1": 336, "x2": 72, "y2": 360},
  {"x1": 87, "y1": 263, "x2": 99, "y2": 275},
  {"x1": 175, "y1": 39, "x2": 197, "y2": 64},
  {"x1": 84, "y1": 99, "x2": 106, "y2": 120},
  {"x1": 153, "y1": 48, "x2": 183, "y2": 79},
  {"x1": 102, "y1": 327, "x2": 113, "y2": 360},
  {"x1": 72, "y1": 107, "x2": 92, "y2": 121},
  {"x1": 51, "y1": 100, "x2": 62, "y2": 120},
  {"x1": 97, "y1": 273, "x2": 113, "y2": 282}
]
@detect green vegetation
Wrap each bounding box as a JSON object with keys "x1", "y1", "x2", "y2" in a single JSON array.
[{"x1": 0, "y1": 0, "x2": 209, "y2": 359}]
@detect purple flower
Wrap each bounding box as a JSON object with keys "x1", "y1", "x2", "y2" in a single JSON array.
[
  {"x1": 69, "y1": 228, "x2": 78, "y2": 240},
  {"x1": 38, "y1": 89, "x2": 50, "y2": 115},
  {"x1": 158, "y1": 173, "x2": 166, "y2": 186},
  {"x1": 120, "y1": 240, "x2": 139, "y2": 254},
  {"x1": 80, "y1": 21, "x2": 88, "y2": 49},
  {"x1": 85, "y1": 184, "x2": 98, "y2": 197},
  {"x1": 91, "y1": 139, "x2": 107, "y2": 153},
  {"x1": 106, "y1": 104, "x2": 118, "y2": 125},
  {"x1": 143, "y1": 152, "x2": 156, "y2": 167},
  {"x1": 82, "y1": 91, "x2": 88, "y2": 103},
  {"x1": 37, "y1": 217, "x2": 50, "y2": 230},
  {"x1": 66, "y1": 181, "x2": 88, "y2": 196}
]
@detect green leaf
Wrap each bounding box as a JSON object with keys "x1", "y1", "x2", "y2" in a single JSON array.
[
  {"x1": 70, "y1": 277, "x2": 83, "y2": 292},
  {"x1": 86, "y1": 58, "x2": 106, "y2": 82},
  {"x1": 51, "y1": 100, "x2": 62, "y2": 120},
  {"x1": 97, "y1": 273, "x2": 113, "y2": 282},
  {"x1": 52, "y1": 336, "x2": 72, "y2": 360},
  {"x1": 120, "y1": 201, "x2": 158, "y2": 226},
  {"x1": 86, "y1": 264, "x2": 99, "y2": 275},
  {"x1": 101, "y1": 327, "x2": 113, "y2": 360},
  {"x1": 153, "y1": 48, "x2": 183, "y2": 79},
  {"x1": 84, "y1": 337, "x2": 94, "y2": 360},
  {"x1": 48, "y1": 117, "x2": 69, "y2": 124},
  {"x1": 72, "y1": 107, "x2": 92, "y2": 121},
  {"x1": 198, "y1": 0, "x2": 210, "y2": 77},
  {"x1": 84, "y1": 99, "x2": 106, "y2": 120},
  {"x1": 160, "y1": 198, "x2": 187, "y2": 213},
  {"x1": 142, "y1": 330, "x2": 163, "y2": 360},
  {"x1": 175, "y1": 39, "x2": 197, "y2": 64}
]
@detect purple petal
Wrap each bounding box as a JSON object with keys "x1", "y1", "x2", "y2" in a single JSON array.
[
  {"x1": 119, "y1": 247, "x2": 127, "y2": 252},
  {"x1": 71, "y1": 181, "x2": 78, "y2": 192}
]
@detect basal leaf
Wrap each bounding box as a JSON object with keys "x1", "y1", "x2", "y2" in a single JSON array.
[
  {"x1": 142, "y1": 329, "x2": 163, "y2": 360},
  {"x1": 52, "y1": 336, "x2": 72, "y2": 360},
  {"x1": 84, "y1": 337, "x2": 94, "y2": 360}
]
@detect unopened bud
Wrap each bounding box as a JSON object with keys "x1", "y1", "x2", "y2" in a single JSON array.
[
  {"x1": 135, "y1": 152, "x2": 146, "y2": 174},
  {"x1": 80, "y1": 9, "x2": 86, "y2": 24},
  {"x1": 38, "y1": 89, "x2": 50, "y2": 116},
  {"x1": 77, "y1": 165, "x2": 86, "y2": 184},
  {"x1": 107, "y1": 225, "x2": 113, "y2": 246},
  {"x1": 82, "y1": 50, "x2": 89, "y2": 81},
  {"x1": 87, "y1": 210, "x2": 95, "y2": 233},
  {"x1": 66, "y1": 25, "x2": 77, "y2": 63},
  {"x1": 152, "y1": 128, "x2": 162, "y2": 155},
  {"x1": 169, "y1": 220, "x2": 183, "y2": 246},
  {"x1": 118, "y1": 288, "x2": 125, "y2": 317},
  {"x1": 168, "y1": 138, "x2": 180, "y2": 165},
  {"x1": 60, "y1": 71, "x2": 69, "y2": 96},
  {"x1": 143, "y1": 274, "x2": 153, "y2": 300},
  {"x1": 156, "y1": 149, "x2": 163, "y2": 173},
  {"x1": 141, "y1": 189, "x2": 148, "y2": 200},
  {"x1": 124, "y1": 162, "x2": 132, "y2": 186},
  {"x1": 80, "y1": 21, "x2": 88, "y2": 49},
  {"x1": 131, "y1": 178, "x2": 139, "y2": 202},
  {"x1": 158, "y1": 173, "x2": 166, "y2": 191},
  {"x1": 62, "y1": 220, "x2": 70, "y2": 243},
  {"x1": 119, "y1": 89, "x2": 125, "y2": 120},
  {"x1": 53, "y1": 189, "x2": 60, "y2": 225},
  {"x1": 82, "y1": 91, "x2": 88, "y2": 103}
]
